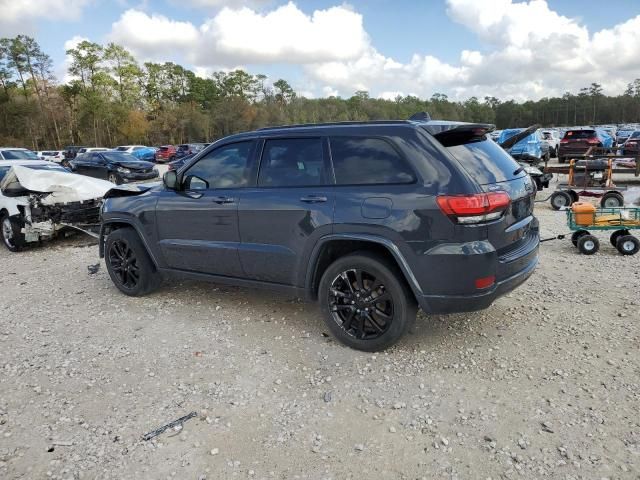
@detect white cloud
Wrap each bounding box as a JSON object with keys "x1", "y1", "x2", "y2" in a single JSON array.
[
  {"x1": 175, "y1": 0, "x2": 271, "y2": 8},
  {"x1": 61, "y1": 35, "x2": 89, "y2": 83},
  {"x1": 0, "y1": 0, "x2": 89, "y2": 35}
]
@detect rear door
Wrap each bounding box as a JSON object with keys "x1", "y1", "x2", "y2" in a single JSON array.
[{"x1": 238, "y1": 137, "x2": 334, "y2": 285}]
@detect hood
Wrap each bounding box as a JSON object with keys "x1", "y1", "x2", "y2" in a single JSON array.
[
  {"x1": 113, "y1": 160, "x2": 155, "y2": 169},
  {"x1": 103, "y1": 181, "x2": 161, "y2": 199},
  {"x1": 0, "y1": 165, "x2": 114, "y2": 205}
]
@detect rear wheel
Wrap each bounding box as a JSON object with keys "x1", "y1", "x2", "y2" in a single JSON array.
[
  {"x1": 610, "y1": 230, "x2": 628, "y2": 247},
  {"x1": 1, "y1": 213, "x2": 25, "y2": 252},
  {"x1": 600, "y1": 191, "x2": 624, "y2": 208},
  {"x1": 571, "y1": 230, "x2": 589, "y2": 247},
  {"x1": 616, "y1": 235, "x2": 639, "y2": 255},
  {"x1": 568, "y1": 190, "x2": 579, "y2": 204},
  {"x1": 550, "y1": 191, "x2": 572, "y2": 210},
  {"x1": 105, "y1": 228, "x2": 161, "y2": 296},
  {"x1": 318, "y1": 252, "x2": 416, "y2": 352},
  {"x1": 577, "y1": 234, "x2": 599, "y2": 255}
]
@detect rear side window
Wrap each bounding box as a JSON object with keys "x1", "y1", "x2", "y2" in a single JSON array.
[
  {"x1": 446, "y1": 138, "x2": 523, "y2": 185},
  {"x1": 630, "y1": 131, "x2": 640, "y2": 139},
  {"x1": 330, "y1": 137, "x2": 415, "y2": 185},
  {"x1": 258, "y1": 138, "x2": 327, "y2": 187}
]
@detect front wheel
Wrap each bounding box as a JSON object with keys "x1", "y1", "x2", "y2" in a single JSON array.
[
  {"x1": 577, "y1": 234, "x2": 599, "y2": 255},
  {"x1": 108, "y1": 173, "x2": 122, "y2": 185},
  {"x1": 1, "y1": 213, "x2": 25, "y2": 252},
  {"x1": 105, "y1": 228, "x2": 161, "y2": 296},
  {"x1": 550, "y1": 191, "x2": 572, "y2": 210},
  {"x1": 616, "y1": 235, "x2": 639, "y2": 256},
  {"x1": 318, "y1": 253, "x2": 416, "y2": 352},
  {"x1": 600, "y1": 191, "x2": 624, "y2": 208}
]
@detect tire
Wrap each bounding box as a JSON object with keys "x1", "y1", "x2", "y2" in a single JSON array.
[
  {"x1": 318, "y1": 252, "x2": 417, "y2": 352},
  {"x1": 0, "y1": 213, "x2": 25, "y2": 252},
  {"x1": 550, "y1": 191, "x2": 572, "y2": 210},
  {"x1": 568, "y1": 190, "x2": 579, "y2": 204},
  {"x1": 616, "y1": 235, "x2": 640, "y2": 256},
  {"x1": 104, "y1": 228, "x2": 161, "y2": 296},
  {"x1": 571, "y1": 230, "x2": 589, "y2": 247},
  {"x1": 108, "y1": 173, "x2": 122, "y2": 185},
  {"x1": 170, "y1": 156, "x2": 176, "y2": 162},
  {"x1": 600, "y1": 192, "x2": 624, "y2": 208},
  {"x1": 610, "y1": 230, "x2": 628, "y2": 247},
  {"x1": 551, "y1": 146, "x2": 558, "y2": 158},
  {"x1": 577, "y1": 234, "x2": 599, "y2": 255}
]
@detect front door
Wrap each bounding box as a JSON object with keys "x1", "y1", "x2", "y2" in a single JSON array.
[
  {"x1": 238, "y1": 137, "x2": 334, "y2": 285},
  {"x1": 155, "y1": 140, "x2": 256, "y2": 277}
]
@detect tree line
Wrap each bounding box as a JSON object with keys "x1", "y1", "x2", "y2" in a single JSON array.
[{"x1": 2, "y1": 35, "x2": 640, "y2": 150}]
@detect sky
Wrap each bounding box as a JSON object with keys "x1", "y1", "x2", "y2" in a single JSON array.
[{"x1": 1, "y1": 0, "x2": 639, "y2": 101}]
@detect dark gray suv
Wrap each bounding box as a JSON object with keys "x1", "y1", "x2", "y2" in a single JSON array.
[{"x1": 100, "y1": 119, "x2": 539, "y2": 351}]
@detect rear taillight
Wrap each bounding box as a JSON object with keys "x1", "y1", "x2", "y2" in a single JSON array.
[
  {"x1": 560, "y1": 138, "x2": 569, "y2": 143},
  {"x1": 437, "y1": 192, "x2": 511, "y2": 224},
  {"x1": 587, "y1": 138, "x2": 599, "y2": 144}
]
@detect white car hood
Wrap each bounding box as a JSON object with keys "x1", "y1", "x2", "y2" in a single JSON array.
[{"x1": 0, "y1": 165, "x2": 115, "y2": 205}]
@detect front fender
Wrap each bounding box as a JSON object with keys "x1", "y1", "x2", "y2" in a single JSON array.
[{"x1": 99, "y1": 217, "x2": 159, "y2": 268}]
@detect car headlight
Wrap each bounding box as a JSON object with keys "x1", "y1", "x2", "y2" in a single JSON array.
[{"x1": 117, "y1": 167, "x2": 131, "y2": 174}]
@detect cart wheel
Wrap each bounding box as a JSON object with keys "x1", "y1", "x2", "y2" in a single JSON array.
[
  {"x1": 568, "y1": 190, "x2": 579, "y2": 204},
  {"x1": 577, "y1": 234, "x2": 599, "y2": 255},
  {"x1": 610, "y1": 229, "x2": 629, "y2": 247},
  {"x1": 571, "y1": 230, "x2": 589, "y2": 247},
  {"x1": 550, "y1": 191, "x2": 572, "y2": 210},
  {"x1": 600, "y1": 191, "x2": 624, "y2": 208},
  {"x1": 616, "y1": 235, "x2": 639, "y2": 255}
]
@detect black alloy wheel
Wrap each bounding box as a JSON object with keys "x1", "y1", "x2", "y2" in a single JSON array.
[
  {"x1": 328, "y1": 268, "x2": 393, "y2": 341},
  {"x1": 108, "y1": 238, "x2": 140, "y2": 289}
]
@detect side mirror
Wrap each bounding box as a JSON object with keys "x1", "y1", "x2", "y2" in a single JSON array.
[{"x1": 163, "y1": 170, "x2": 178, "y2": 190}]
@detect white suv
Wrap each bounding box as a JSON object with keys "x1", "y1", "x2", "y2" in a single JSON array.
[{"x1": 540, "y1": 130, "x2": 560, "y2": 158}]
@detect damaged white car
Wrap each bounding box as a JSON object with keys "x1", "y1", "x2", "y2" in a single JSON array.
[{"x1": 0, "y1": 160, "x2": 114, "y2": 252}]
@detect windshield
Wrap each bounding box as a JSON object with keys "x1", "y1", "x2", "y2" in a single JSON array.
[
  {"x1": 447, "y1": 138, "x2": 524, "y2": 185},
  {"x1": 2, "y1": 149, "x2": 39, "y2": 160},
  {"x1": 102, "y1": 152, "x2": 138, "y2": 162}
]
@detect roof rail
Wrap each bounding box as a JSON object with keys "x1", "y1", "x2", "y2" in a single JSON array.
[{"x1": 256, "y1": 120, "x2": 410, "y2": 131}]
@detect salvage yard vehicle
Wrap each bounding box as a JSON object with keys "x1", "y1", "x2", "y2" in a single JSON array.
[
  {"x1": 0, "y1": 148, "x2": 39, "y2": 160},
  {"x1": 498, "y1": 128, "x2": 550, "y2": 163},
  {"x1": 113, "y1": 145, "x2": 157, "y2": 162},
  {"x1": 36, "y1": 150, "x2": 65, "y2": 163},
  {"x1": 100, "y1": 116, "x2": 539, "y2": 351},
  {"x1": 497, "y1": 126, "x2": 552, "y2": 191},
  {"x1": 620, "y1": 131, "x2": 639, "y2": 155},
  {"x1": 155, "y1": 145, "x2": 177, "y2": 163},
  {"x1": 541, "y1": 130, "x2": 559, "y2": 157},
  {"x1": 0, "y1": 160, "x2": 113, "y2": 252},
  {"x1": 70, "y1": 151, "x2": 159, "y2": 184},
  {"x1": 558, "y1": 128, "x2": 614, "y2": 163}
]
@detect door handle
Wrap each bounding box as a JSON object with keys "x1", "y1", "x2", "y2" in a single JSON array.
[
  {"x1": 300, "y1": 195, "x2": 328, "y2": 203},
  {"x1": 213, "y1": 196, "x2": 235, "y2": 204}
]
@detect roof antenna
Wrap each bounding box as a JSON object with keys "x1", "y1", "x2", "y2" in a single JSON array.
[{"x1": 409, "y1": 112, "x2": 431, "y2": 122}]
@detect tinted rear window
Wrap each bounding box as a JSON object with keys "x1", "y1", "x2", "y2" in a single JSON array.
[
  {"x1": 330, "y1": 137, "x2": 415, "y2": 185},
  {"x1": 258, "y1": 138, "x2": 327, "y2": 187},
  {"x1": 446, "y1": 138, "x2": 524, "y2": 185},
  {"x1": 564, "y1": 130, "x2": 596, "y2": 139}
]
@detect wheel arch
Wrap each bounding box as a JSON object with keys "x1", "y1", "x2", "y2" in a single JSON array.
[
  {"x1": 100, "y1": 219, "x2": 159, "y2": 268},
  {"x1": 305, "y1": 234, "x2": 422, "y2": 302}
]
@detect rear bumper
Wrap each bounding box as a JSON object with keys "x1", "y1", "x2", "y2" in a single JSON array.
[{"x1": 417, "y1": 254, "x2": 537, "y2": 314}]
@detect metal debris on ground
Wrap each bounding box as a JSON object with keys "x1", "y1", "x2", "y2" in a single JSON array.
[
  {"x1": 87, "y1": 263, "x2": 100, "y2": 274},
  {"x1": 141, "y1": 411, "x2": 197, "y2": 441}
]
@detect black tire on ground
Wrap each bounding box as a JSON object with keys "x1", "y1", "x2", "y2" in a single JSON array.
[
  {"x1": 0, "y1": 213, "x2": 25, "y2": 252},
  {"x1": 577, "y1": 234, "x2": 599, "y2": 255},
  {"x1": 616, "y1": 235, "x2": 640, "y2": 256},
  {"x1": 318, "y1": 252, "x2": 417, "y2": 352},
  {"x1": 550, "y1": 191, "x2": 572, "y2": 210},
  {"x1": 551, "y1": 146, "x2": 557, "y2": 158},
  {"x1": 610, "y1": 229, "x2": 628, "y2": 247},
  {"x1": 568, "y1": 190, "x2": 579, "y2": 204},
  {"x1": 571, "y1": 230, "x2": 589, "y2": 247},
  {"x1": 600, "y1": 191, "x2": 624, "y2": 208},
  {"x1": 104, "y1": 227, "x2": 161, "y2": 296}
]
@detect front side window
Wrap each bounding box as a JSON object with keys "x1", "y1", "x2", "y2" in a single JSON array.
[
  {"x1": 330, "y1": 137, "x2": 415, "y2": 185},
  {"x1": 183, "y1": 141, "x2": 254, "y2": 190},
  {"x1": 258, "y1": 138, "x2": 327, "y2": 187}
]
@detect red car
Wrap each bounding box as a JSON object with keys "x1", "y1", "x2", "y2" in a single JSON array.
[
  {"x1": 622, "y1": 131, "x2": 640, "y2": 155},
  {"x1": 155, "y1": 145, "x2": 176, "y2": 163}
]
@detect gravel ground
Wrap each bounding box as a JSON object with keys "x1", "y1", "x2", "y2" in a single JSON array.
[{"x1": 1, "y1": 184, "x2": 639, "y2": 480}]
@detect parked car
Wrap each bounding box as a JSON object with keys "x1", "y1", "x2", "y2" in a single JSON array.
[
  {"x1": 621, "y1": 131, "x2": 640, "y2": 155},
  {"x1": 63, "y1": 145, "x2": 87, "y2": 160},
  {"x1": 0, "y1": 148, "x2": 39, "y2": 160},
  {"x1": 77, "y1": 147, "x2": 110, "y2": 155},
  {"x1": 498, "y1": 128, "x2": 550, "y2": 163},
  {"x1": 99, "y1": 118, "x2": 539, "y2": 351},
  {"x1": 36, "y1": 150, "x2": 65, "y2": 162},
  {"x1": 0, "y1": 160, "x2": 112, "y2": 251},
  {"x1": 540, "y1": 130, "x2": 559, "y2": 158},
  {"x1": 175, "y1": 143, "x2": 210, "y2": 159},
  {"x1": 558, "y1": 128, "x2": 614, "y2": 163},
  {"x1": 155, "y1": 145, "x2": 177, "y2": 163},
  {"x1": 71, "y1": 151, "x2": 159, "y2": 185},
  {"x1": 113, "y1": 145, "x2": 157, "y2": 162},
  {"x1": 616, "y1": 129, "x2": 635, "y2": 145}
]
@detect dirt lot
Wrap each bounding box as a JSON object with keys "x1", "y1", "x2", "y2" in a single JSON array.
[{"x1": 1, "y1": 188, "x2": 639, "y2": 480}]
